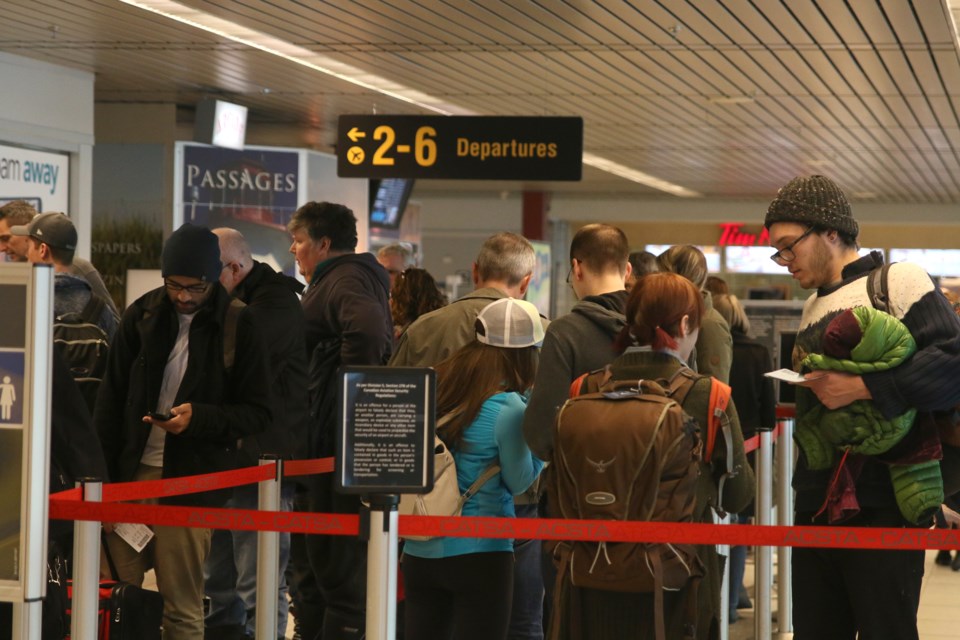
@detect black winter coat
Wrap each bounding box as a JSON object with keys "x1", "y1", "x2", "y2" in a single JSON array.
[
  {"x1": 94, "y1": 285, "x2": 272, "y2": 506},
  {"x1": 302, "y1": 253, "x2": 392, "y2": 456},
  {"x1": 232, "y1": 261, "x2": 309, "y2": 463},
  {"x1": 729, "y1": 330, "x2": 776, "y2": 441}
]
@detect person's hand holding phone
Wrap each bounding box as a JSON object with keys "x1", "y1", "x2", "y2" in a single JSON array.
[{"x1": 142, "y1": 403, "x2": 193, "y2": 434}]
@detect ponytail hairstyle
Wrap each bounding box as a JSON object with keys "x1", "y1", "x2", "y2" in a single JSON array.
[
  {"x1": 614, "y1": 272, "x2": 705, "y2": 353},
  {"x1": 656, "y1": 244, "x2": 709, "y2": 289}
]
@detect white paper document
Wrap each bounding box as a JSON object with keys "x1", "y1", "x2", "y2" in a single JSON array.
[
  {"x1": 763, "y1": 368, "x2": 811, "y2": 385},
  {"x1": 114, "y1": 522, "x2": 154, "y2": 553}
]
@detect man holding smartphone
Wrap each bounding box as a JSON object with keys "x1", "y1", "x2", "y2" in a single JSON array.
[{"x1": 94, "y1": 223, "x2": 273, "y2": 640}]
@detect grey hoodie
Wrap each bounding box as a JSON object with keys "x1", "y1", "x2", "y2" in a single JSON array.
[{"x1": 522, "y1": 290, "x2": 628, "y2": 461}]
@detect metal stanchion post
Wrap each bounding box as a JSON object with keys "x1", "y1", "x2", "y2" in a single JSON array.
[
  {"x1": 71, "y1": 479, "x2": 102, "y2": 640},
  {"x1": 13, "y1": 263, "x2": 54, "y2": 640},
  {"x1": 755, "y1": 427, "x2": 774, "y2": 640},
  {"x1": 777, "y1": 419, "x2": 795, "y2": 639},
  {"x1": 256, "y1": 457, "x2": 281, "y2": 640},
  {"x1": 718, "y1": 511, "x2": 731, "y2": 640},
  {"x1": 365, "y1": 495, "x2": 399, "y2": 640}
]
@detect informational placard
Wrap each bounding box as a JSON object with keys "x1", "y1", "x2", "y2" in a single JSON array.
[
  {"x1": 337, "y1": 115, "x2": 583, "y2": 180},
  {"x1": 0, "y1": 263, "x2": 52, "y2": 604},
  {"x1": 336, "y1": 367, "x2": 435, "y2": 495}
]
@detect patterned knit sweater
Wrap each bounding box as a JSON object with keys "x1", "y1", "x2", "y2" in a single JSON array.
[{"x1": 792, "y1": 252, "x2": 960, "y2": 515}]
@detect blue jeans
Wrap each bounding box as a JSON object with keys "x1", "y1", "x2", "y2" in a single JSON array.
[
  {"x1": 728, "y1": 514, "x2": 749, "y2": 617},
  {"x1": 203, "y1": 483, "x2": 294, "y2": 637},
  {"x1": 510, "y1": 503, "x2": 544, "y2": 640}
]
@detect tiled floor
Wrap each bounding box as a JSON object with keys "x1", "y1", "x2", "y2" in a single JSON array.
[{"x1": 730, "y1": 549, "x2": 960, "y2": 639}]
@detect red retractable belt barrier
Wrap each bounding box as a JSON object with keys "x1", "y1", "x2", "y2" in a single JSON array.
[{"x1": 49, "y1": 453, "x2": 960, "y2": 551}]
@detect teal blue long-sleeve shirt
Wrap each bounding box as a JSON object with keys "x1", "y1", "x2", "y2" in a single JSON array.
[{"x1": 403, "y1": 391, "x2": 544, "y2": 558}]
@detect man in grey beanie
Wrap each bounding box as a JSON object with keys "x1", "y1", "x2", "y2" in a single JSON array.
[
  {"x1": 766, "y1": 175, "x2": 960, "y2": 639},
  {"x1": 95, "y1": 223, "x2": 273, "y2": 640}
]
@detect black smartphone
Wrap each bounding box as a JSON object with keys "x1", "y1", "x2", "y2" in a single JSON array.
[{"x1": 148, "y1": 411, "x2": 174, "y2": 421}]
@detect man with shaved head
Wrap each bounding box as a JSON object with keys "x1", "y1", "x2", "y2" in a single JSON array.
[{"x1": 207, "y1": 227, "x2": 308, "y2": 640}]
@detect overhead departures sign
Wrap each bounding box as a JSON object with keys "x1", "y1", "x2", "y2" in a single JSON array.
[{"x1": 337, "y1": 115, "x2": 583, "y2": 180}]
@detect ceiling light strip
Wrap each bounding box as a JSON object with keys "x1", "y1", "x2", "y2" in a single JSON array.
[{"x1": 119, "y1": 0, "x2": 699, "y2": 197}]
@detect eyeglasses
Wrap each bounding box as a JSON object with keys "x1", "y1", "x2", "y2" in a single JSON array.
[
  {"x1": 770, "y1": 227, "x2": 815, "y2": 265},
  {"x1": 164, "y1": 279, "x2": 210, "y2": 294}
]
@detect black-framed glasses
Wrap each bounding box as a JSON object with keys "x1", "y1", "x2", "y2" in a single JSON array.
[
  {"x1": 164, "y1": 279, "x2": 210, "y2": 294},
  {"x1": 770, "y1": 227, "x2": 815, "y2": 264}
]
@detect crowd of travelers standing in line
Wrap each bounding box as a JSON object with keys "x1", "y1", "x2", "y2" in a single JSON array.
[{"x1": 2, "y1": 171, "x2": 960, "y2": 640}]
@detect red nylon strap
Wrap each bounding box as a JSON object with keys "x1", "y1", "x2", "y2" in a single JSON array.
[
  {"x1": 705, "y1": 378, "x2": 732, "y2": 462},
  {"x1": 49, "y1": 500, "x2": 356, "y2": 535},
  {"x1": 742, "y1": 424, "x2": 783, "y2": 454},
  {"x1": 47, "y1": 499, "x2": 960, "y2": 551},
  {"x1": 49, "y1": 456, "x2": 337, "y2": 503},
  {"x1": 101, "y1": 464, "x2": 275, "y2": 502},
  {"x1": 284, "y1": 457, "x2": 335, "y2": 477}
]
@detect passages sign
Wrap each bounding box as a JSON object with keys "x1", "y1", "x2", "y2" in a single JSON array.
[{"x1": 337, "y1": 115, "x2": 583, "y2": 181}]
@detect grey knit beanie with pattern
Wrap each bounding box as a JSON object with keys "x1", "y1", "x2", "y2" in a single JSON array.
[{"x1": 764, "y1": 175, "x2": 859, "y2": 238}]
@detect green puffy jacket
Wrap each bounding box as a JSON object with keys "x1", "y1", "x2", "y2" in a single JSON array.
[{"x1": 798, "y1": 306, "x2": 942, "y2": 524}]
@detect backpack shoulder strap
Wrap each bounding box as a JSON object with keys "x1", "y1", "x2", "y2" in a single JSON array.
[
  {"x1": 459, "y1": 463, "x2": 502, "y2": 507},
  {"x1": 705, "y1": 377, "x2": 732, "y2": 465},
  {"x1": 569, "y1": 365, "x2": 613, "y2": 397},
  {"x1": 664, "y1": 368, "x2": 731, "y2": 464},
  {"x1": 663, "y1": 367, "x2": 699, "y2": 405},
  {"x1": 438, "y1": 410, "x2": 502, "y2": 511},
  {"x1": 866, "y1": 263, "x2": 893, "y2": 313},
  {"x1": 79, "y1": 293, "x2": 108, "y2": 327},
  {"x1": 223, "y1": 298, "x2": 246, "y2": 370}
]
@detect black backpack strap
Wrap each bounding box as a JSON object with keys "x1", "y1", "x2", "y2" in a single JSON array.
[
  {"x1": 867, "y1": 263, "x2": 892, "y2": 313},
  {"x1": 78, "y1": 293, "x2": 108, "y2": 327},
  {"x1": 222, "y1": 298, "x2": 245, "y2": 370}
]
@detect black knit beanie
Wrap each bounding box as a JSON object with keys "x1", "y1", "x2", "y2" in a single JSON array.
[
  {"x1": 764, "y1": 175, "x2": 859, "y2": 238},
  {"x1": 161, "y1": 223, "x2": 222, "y2": 282}
]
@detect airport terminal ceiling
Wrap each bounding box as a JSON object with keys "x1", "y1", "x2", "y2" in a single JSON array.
[{"x1": 2, "y1": 0, "x2": 960, "y2": 203}]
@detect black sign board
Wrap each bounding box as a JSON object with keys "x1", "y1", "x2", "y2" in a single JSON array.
[
  {"x1": 336, "y1": 366, "x2": 435, "y2": 495},
  {"x1": 337, "y1": 115, "x2": 583, "y2": 180}
]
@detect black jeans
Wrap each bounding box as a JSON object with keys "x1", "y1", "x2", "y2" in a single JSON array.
[
  {"x1": 403, "y1": 551, "x2": 514, "y2": 640},
  {"x1": 792, "y1": 509, "x2": 924, "y2": 640},
  {"x1": 303, "y1": 476, "x2": 367, "y2": 639}
]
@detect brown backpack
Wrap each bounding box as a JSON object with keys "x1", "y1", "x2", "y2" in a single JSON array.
[{"x1": 546, "y1": 369, "x2": 707, "y2": 640}]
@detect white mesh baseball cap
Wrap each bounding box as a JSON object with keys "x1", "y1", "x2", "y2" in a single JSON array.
[{"x1": 475, "y1": 298, "x2": 544, "y2": 348}]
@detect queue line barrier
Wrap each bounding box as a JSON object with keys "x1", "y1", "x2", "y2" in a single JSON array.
[
  {"x1": 53, "y1": 457, "x2": 337, "y2": 505},
  {"x1": 63, "y1": 417, "x2": 953, "y2": 640},
  {"x1": 47, "y1": 432, "x2": 955, "y2": 551},
  {"x1": 48, "y1": 496, "x2": 960, "y2": 550}
]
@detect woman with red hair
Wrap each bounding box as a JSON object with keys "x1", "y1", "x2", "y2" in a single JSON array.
[{"x1": 554, "y1": 273, "x2": 754, "y2": 640}]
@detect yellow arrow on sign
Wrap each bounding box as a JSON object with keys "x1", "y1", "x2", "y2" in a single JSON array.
[{"x1": 348, "y1": 127, "x2": 366, "y2": 142}]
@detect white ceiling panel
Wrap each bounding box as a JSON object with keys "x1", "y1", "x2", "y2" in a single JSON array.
[{"x1": 0, "y1": 0, "x2": 959, "y2": 201}]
